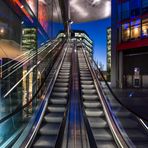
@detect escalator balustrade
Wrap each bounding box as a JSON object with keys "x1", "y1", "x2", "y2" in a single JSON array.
[
  {"x1": 78, "y1": 50, "x2": 117, "y2": 148},
  {"x1": 32, "y1": 48, "x2": 72, "y2": 147}
]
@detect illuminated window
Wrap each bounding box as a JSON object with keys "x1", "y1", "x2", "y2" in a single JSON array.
[
  {"x1": 122, "y1": 23, "x2": 130, "y2": 41},
  {"x1": 131, "y1": 19, "x2": 141, "y2": 39},
  {"x1": 142, "y1": 18, "x2": 148, "y2": 37}
]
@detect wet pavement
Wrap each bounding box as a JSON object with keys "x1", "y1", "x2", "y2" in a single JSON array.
[{"x1": 111, "y1": 88, "x2": 148, "y2": 121}]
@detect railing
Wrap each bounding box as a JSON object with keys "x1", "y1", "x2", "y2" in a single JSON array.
[
  {"x1": 77, "y1": 49, "x2": 98, "y2": 148},
  {"x1": 0, "y1": 39, "x2": 65, "y2": 147},
  {"x1": 13, "y1": 40, "x2": 70, "y2": 147},
  {"x1": 82, "y1": 45, "x2": 148, "y2": 147},
  {"x1": 55, "y1": 42, "x2": 72, "y2": 148},
  {"x1": 81, "y1": 46, "x2": 129, "y2": 148}
]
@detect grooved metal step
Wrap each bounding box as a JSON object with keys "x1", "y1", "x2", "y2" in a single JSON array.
[
  {"x1": 47, "y1": 106, "x2": 66, "y2": 113},
  {"x1": 33, "y1": 135, "x2": 56, "y2": 148},
  {"x1": 39, "y1": 123, "x2": 60, "y2": 135},
  {"x1": 50, "y1": 98, "x2": 67, "y2": 105},
  {"x1": 44, "y1": 113, "x2": 63, "y2": 123}
]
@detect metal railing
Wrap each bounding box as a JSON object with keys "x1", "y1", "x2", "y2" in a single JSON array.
[
  {"x1": 15, "y1": 41, "x2": 70, "y2": 148},
  {"x1": 0, "y1": 39, "x2": 65, "y2": 147},
  {"x1": 82, "y1": 44, "x2": 148, "y2": 147},
  {"x1": 81, "y1": 46, "x2": 129, "y2": 148}
]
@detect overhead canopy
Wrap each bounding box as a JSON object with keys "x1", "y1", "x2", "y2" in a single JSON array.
[
  {"x1": 45, "y1": 0, "x2": 111, "y2": 23},
  {"x1": 69, "y1": 0, "x2": 111, "y2": 23}
]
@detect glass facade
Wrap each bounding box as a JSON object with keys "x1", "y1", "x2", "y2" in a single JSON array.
[
  {"x1": 131, "y1": 19, "x2": 141, "y2": 39},
  {"x1": 131, "y1": 0, "x2": 141, "y2": 17},
  {"x1": 122, "y1": 23, "x2": 130, "y2": 41},
  {"x1": 142, "y1": 0, "x2": 148, "y2": 14},
  {"x1": 118, "y1": 0, "x2": 148, "y2": 43},
  {"x1": 122, "y1": 1, "x2": 130, "y2": 20},
  {"x1": 142, "y1": 18, "x2": 148, "y2": 37},
  {"x1": 0, "y1": 0, "x2": 64, "y2": 146}
]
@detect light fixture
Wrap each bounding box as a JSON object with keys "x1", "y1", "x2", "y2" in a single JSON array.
[
  {"x1": 20, "y1": 5, "x2": 24, "y2": 9},
  {"x1": 0, "y1": 28, "x2": 5, "y2": 34}
]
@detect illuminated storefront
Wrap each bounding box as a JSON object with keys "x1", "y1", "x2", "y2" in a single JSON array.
[{"x1": 112, "y1": 0, "x2": 148, "y2": 88}]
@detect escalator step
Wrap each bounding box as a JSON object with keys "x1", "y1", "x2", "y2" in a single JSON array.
[
  {"x1": 53, "y1": 87, "x2": 68, "y2": 92},
  {"x1": 83, "y1": 94, "x2": 98, "y2": 100},
  {"x1": 83, "y1": 101, "x2": 101, "y2": 108},
  {"x1": 80, "y1": 77, "x2": 93, "y2": 80},
  {"x1": 44, "y1": 113, "x2": 63, "y2": 123},
  {"x1": 92, "y1": 128, "x2": 113, "y2": 141},
  {"x1": 33, "y1": 135, "x2": 56, "y2": 148},
  {"x1": 82, "y1": 84, "x2": 95, "y2": 89},
  {"x1": 56, "y1": 78, "x2": 69, "y2": 83},
  {"x1": 96, "y1": 141, "x2": 117, "y2": 148},
  {"x1": 55, "y1": 83, "x2": 69, "y2": 87},
  {"x1": 47, "y1": 106, "x2": 65, "y2": 112},
  {"x1": 81, "y1": 80, "x2": 93, "y2": 85},
  {"x1": 82, "y1": 89, "x2": 97, "y2": 94},
  {"x1": 39, "y1": 123, "x2": 60, "y2": 135},
  {"x1": 50, "y1": 98, "x2": 67, "y2": 105},
  {"x1": 57, "y1": 75, "x2": 69, "y2": 79},
  {"x1": 88, "y1": 118, "x2": 108, "y2": 128},
  {"x1": 85, "y1": 109, "x2": 104, "y2": 117},
  {"x1": 51, "y1": 92, "x2": 68, "y2": 97}
]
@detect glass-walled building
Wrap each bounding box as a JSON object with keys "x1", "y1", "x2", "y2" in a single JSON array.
[
  {"x1": 73, "y1": 30, "x2": 93, "y2": 57},
  {"x1": 57, "y1": 30, "x2": 93, "y2": 58},
  {"x1": 112, "y1": 0, "x2": 148, "y2": 88},
  {"x1": 0, "y1": 1, "x2": 64, "y2": 145}
]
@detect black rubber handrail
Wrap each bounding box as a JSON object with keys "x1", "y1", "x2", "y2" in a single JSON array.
[
  {"x1": 0, "y1": 40, "x2": 66, "y2": 124},
  {"x1": 82, "y1": 47, "x2": 129, "y2": 148},
  {"x1": 81, "y1": 42, "x2": 148, "y2": 124},
  {"x1": 92, "y1": 57, "x2": 148, "y2": 123}
]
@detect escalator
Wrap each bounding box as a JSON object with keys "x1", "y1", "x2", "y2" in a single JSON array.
[
  {"x1": 3, "y1": 40, "x2": 148, "y2": 148},
  {"x1": 78, "y1": 45, "x2": 148, "y2": 148},
  {"x1": 32, "y1": 47, "x2": 72, "y2": 147},
  {"x1": 78, "y1": 49, "x2": 118, "y2": 148}
]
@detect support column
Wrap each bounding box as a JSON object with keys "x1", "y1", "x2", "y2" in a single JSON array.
[
  {"x1": 111, "y1": 0, "x2": 118, "y2": 88},
  {"x1": 119, "y1": 52, "x2": 123, "y2": 88}
]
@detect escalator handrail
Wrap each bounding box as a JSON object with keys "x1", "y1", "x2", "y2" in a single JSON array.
[
  {"x1": 84, "y1": 48, "x2": 148, "y2": 124},
  {"x1": 17, "y1": 41, "x2": 69, "y2": 147},
  {"x1": 0, "y1": 40, "x2": 65, "y2": 124},
  {"x1": 81, "y1": 47, "x2": 129, "y2": 148}
]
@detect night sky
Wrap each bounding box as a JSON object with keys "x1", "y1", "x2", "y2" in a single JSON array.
[{"x1": 72, "y1": 18, "x2": 111, "y2": 70}]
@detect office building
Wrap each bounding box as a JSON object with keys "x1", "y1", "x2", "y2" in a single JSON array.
[
  {"x1": 57, "y1": 30, "x2": 93, "y2": 57},
  {"x1": 112, "y1": 0, "x2": 148, "y2": 88}
]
